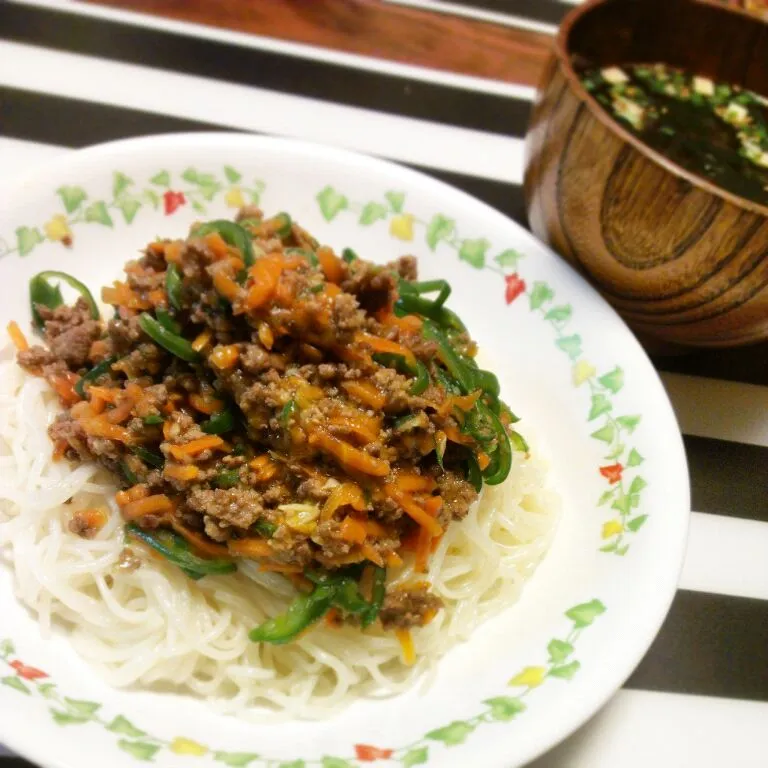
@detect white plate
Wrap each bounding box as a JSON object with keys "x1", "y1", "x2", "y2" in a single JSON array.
[{"x1": 0, "y1": 134, "x2": 689, "y2": 768}]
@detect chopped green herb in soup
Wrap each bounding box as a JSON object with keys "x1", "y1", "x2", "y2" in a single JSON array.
[{"x1": 581, "y1": 63, "x2": 768, "y2": 206}]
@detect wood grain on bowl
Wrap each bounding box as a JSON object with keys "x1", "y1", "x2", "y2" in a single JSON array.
[{"x1": 524, "y1": 0, "x2": 768, "y2": 347}]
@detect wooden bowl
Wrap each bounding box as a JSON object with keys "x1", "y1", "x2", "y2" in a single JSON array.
[{"x1": 524, "y1": 0, "x2": 768, "y2": 347}]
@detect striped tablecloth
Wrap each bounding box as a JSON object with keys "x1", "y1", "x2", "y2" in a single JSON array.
[{"x1": 1, "y1": 1, "x2": 766, "y2": 765}]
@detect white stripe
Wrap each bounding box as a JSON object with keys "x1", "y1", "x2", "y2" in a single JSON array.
[
  {"x1": 9, "y1": 0, "x2": 536, "y2": 101},
  {"x1": 383, "y1": 0, "x2": 559, "y2": 36},
  {"x1": 529, "y1": 689, "x2": 768, "y2": 768},
  {"x1": 679, "y1": 512, "x2": 768, "y2": 601},
  {"x1": 0, "y1": 137, "x2": 69, "y2": 180},
  {"x1": 0, "y1": 40, "x2": 524, "y2": 186},
  {"x1": 660, "y1": 372, "x2": 768, "y2": 448}
]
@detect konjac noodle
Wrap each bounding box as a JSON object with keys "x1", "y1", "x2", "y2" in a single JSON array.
[{"x1": 582, "y1": 63, "x2": 768, "y2": 206}]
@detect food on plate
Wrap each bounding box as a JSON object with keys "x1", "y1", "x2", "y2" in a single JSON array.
[
  {"x1": 581, "y1": 62, "x2": 768, "y2": 206},
  {"x1": 0, "y1": 210, "x2": 557, "y2": 716}
]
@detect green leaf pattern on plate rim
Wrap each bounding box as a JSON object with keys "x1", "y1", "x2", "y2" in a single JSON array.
[
  {"x1": 0, "y1": 600, "x2": 604, "y2": 764},
  {"x1": 0, "y1": 170, "x2": 652, "y2": 765}
]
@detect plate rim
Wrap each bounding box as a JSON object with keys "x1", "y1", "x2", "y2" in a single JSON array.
[{"x1": 0, "y1": 131, "x2": 691, "y2": 768}]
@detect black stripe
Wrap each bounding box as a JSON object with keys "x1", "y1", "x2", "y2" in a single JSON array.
[
  {"x1": 0, "y1": 760, "x2": 35, "y2": 767},
  {"x1": 626, "y1": 589, "x2": 768, "y2": 701},
  {"x1": 0, "y1": 86, "x2": 528, "y2": 227},
  {"x1": 0, "y1": 3, "x2": 530, "y2": 139},
  {"x1": 438, "y1": 0, "x2": 569, "y2": 26},
  {"x1": 686, "y1": 435, "x2": 768, "y2": 523},
  {"x1": 653, "y1": 344, "x2": 768, "y2": 388}
]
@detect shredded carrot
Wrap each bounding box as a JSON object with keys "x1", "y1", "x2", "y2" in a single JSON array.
[
  {"x1": 443, "y1": 424, "x2": 474, "y2": 446},
  {"x1": 171, "y1": 521, "x2": 232, "y2": 559},
  {"x1": 310, "y1": 431, "x2": 390, "y2": 477},
  {"x1": 148, "y1": 241, "x2": 165, "y2": 257},
  {"x1": 325, "y1": 606, "x2": 341, "y2": 627},
  {"x1": 322, "y1": 482, "x2": 366, "y2": 520},
  {"x1": 204, "y1": 231, "x2": 230, "y2": 260},
  {"x1": 50, "y1": 372, "x2": 81, "y2": 406},
  {"x1": 121, "y1": 494, "x2": 173, "y2": 521},
  {"x1": 79, "y1": 417, "x2": 133, "y2": 444},
  {"x1": 437, "y1": 390, "x2": 483, "y2": 418},
  {"x1": 89, "y1": 339, "x2": 109, "y2": 361},
  {"x1": 164, "y1": 241, "x2": 182, "y2": 263},
  {"x1": 376, "y1": 309, "x2": 422, "y2": 333},
  {"x1": 244, "y1": 255, "x2": 283, "y2": 310},
  {"x1": 295, "y1": 382, "x2": 325, "y2": 408},
  {"x1": 424, "y1": 496, "x2": 443, "y2": 517},
  {"x1": 363, "y1": 518, "x2": 387, "y2": 537},
  {"x1": 115, "y1": 484, "x2": 149, "y2": 507},
  {"x1": 341, "y1": 380, "x2": 386, "y2": 410},
  {"x1": 191, "y1": 329, "x2": 212, "y2": 353},
  {"x1": 361, "y1": 541, "x2": 385, "y2": 567},
  {"x1": 101, "y1": 281, "x2": 151, "y2": 310},
  {"x1": 6, "y1": 321, "x2": 28, "y2": 352},
  {"x1": 162, "y1": 419, "x2": 174, "y2": 440},
  {"x1": 422, "y1": 607, "x2": 438, "y2": 625},
  {"x1": 249, "y1": 455, "x2": 278, "y2": 483},
  {"x1": 415, "y1": 527, "x2": 432, "y2": 573},
  {"x1": 169, "y1": 435, "x2": 225, "y2": 461},
  {"x1": 86, "y1": 386, "x2": 120, "y2": 403},
  {"x1": 316, "y1": 246, "x2": 344, "y2": 283},
  {"x1": 258, "y1": 562, "x2": 303, "y2": 574},
  {"x1": 209, "y1": 344, "x2": 239, "y2": 370},
  {"x1": 164, "y1": 464, "x2": 200, "y2": 481},
  {"x1": 189, "y1": 392, "x2": 224, "y2": 415},
  {"x1": 52, "y1": 438, "x2": 68, "y2": 460},
  {"x1": 477, "y1": 452, "x2": 491, "y2": 471},
  {"x1": 354, "y1": 331, "x2": 417, "y2": 368},
  {"x1": 227, "y1": 538, "x2": 274, "y2": 558},
  {"x1": 324, "y1": 282, "x2": 341, "y2": 298},
  {"x1": 328, "y1": 413, "x2": 381, "y2": 445},
  {"x1": 385, "y1": 551, "x2": 404, "y2": 568},
  {"x1": 383, "y1": 485, "x2": 443, "y2": 537},
  {"x1": 257, "y1": 322, "x2": 274, "y2": 350},
  {"x1": 396, "y1": 628, "x2": 416, "y2": 666},
  {"x1": 105, "y1": 396, "x2": 136, "y2": 425},
  {"x1": 394, "y1": 471, "x2": 436, "y2": 493},
  {"x1": 340, "y1": 516, "x2": 367, "y2": 544},
  {"x1": 212, "y1": 268, "x2": 242, "y2": 302},
  {"x1": 147, "y1": 288, "x2": 166, "y2": 307},
  {"x1": 72, "y1": 507, "x2": 108, "y2": 533}
]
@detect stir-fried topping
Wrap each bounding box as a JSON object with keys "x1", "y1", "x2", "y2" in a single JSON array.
[{"x1": 12, "y1": 209, "x2": 526, "y2": 646}]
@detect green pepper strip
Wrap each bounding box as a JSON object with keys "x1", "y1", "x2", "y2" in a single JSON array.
[
  {"x1": 421, "y1": 321, "x2": 474, "y2": 393},
  {"x1": 399, "y1": 279, "x2": 451, "y2": 308},
  {"x1": 194, "y1": 220, "x2": 255, "y2": 267},
  {"x1": 465, "y1": 454, "x2": 483, "y2": 493},
  {"x1": 30, "y1": 271, "x2": 100, "y2": 332},
  {"x1": 508, "y1": 429, "x2": 529, "y2": 454},
  {"x1": 155, "y1": 307, "x2": 181, "y2": 335},
  {"x1": 215, "y1": 469, "x2": 241, "y2": 489},
  {"x1": 306, "y1": 570, "x2": 372, "y2": 617},
  {"x1": 120, "y1": 460, "x2": 139, "y2": 486},
  {"x1": 249, "y1": 582, "x2": 336, "y2": 644},
  {"x1": 362, "y1": 566, "x2": 387, "y2": 629},
  {"x1": 131, "y1": 446, "x2": 165, "y2": 469},
  {"x1": 201, "y1": 408, "x2": 235, "y2": 435},
  {"x1": 279, "y1": 399, "x2": 297, "y2": 427},
  {"x1": 143, "y1": 414, "x2": 164, "y2": 426},
  {"x1": 341, "y1": 248, "x2": 358, "y2": 263},
  {"x1": 138, "y1": 313, "x2": 200, "y2": 363},
  {"x1": 475, "y1": 402, "x2": 512, "y2": 486},
  {"x1": 74, "y1": 356, "x2": 117, "y2": 398},
  {"x1": 165, "y1": 263, "x2": 184, "y2": 310},
  {"x1": 271, "y1": 212, "x2": 293, "y2": 239},
  {"x1": 253, "y1": 519, "x2": 277, "y2": 538},
  {"x1": 394, "y1": 295, "x2": 466, "y2": 332},
  {"x1": 126, "y1": 524, "x2": 236, "y2": 580}
]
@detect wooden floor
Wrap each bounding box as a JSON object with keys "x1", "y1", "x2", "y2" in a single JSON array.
[{"x1": 81, "y1": 0, "x2": 554, "y2": 86}]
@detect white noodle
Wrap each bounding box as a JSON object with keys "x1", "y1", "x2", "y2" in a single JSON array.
[{"x1": 0, "y1": 353, "x2": 558, "y2": 720}]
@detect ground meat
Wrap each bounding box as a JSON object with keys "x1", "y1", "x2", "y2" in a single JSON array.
[
  {"x1": 341, "y1": 260, "x2": 397, "y2": 314},
  {"x1": 107, "y1": 315, "x2": 143, "y2": 356},
  {"x1": 311, "y1": 519, "x2": 354, "y2": 559},
  {"x1": 17, "y1": 346, "x2": 56, "y2": 370},
  {"x1": 393, "y1": 255, "x2": 418, "y2": 281},
  {"x1": 379, "y1": 585, "x2": 443, "y2": 629},
  {"x1": 116, "y1": 547, "x2": 141, "y2": 573},
  {"x1": 35, "y1": 298, "x2": 101, "y2": 369},
  {"x1": 48, "y1": 413, "x2": 92, "y2": 461},
  {"x1": 435, "y1": 469, "x2": 478, "y2": 524},
  {"x1": 235, "y1": 205, "x2": 263, "y2": 222},
  {"x1": 186, "y1": 487, "x2": 265, "y2": 530}
]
